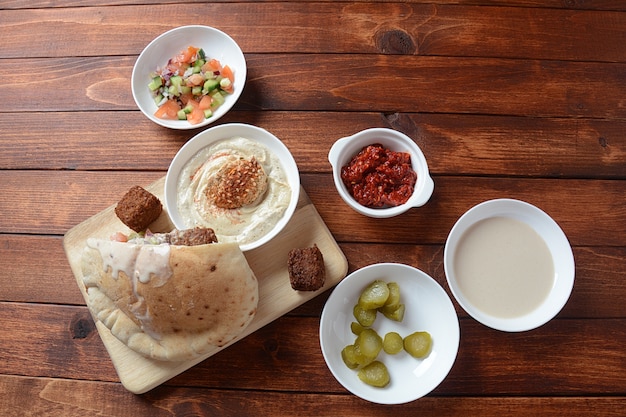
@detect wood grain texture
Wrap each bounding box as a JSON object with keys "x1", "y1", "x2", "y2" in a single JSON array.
[
  {"x1": 2, "y1": 375, "x2": 625, "y2": 417},
  {"x1": 1, "y1": 238, "x2": 625, "y2": 318},
  {"x1": 1, "y1": 4, "x2": 625, "y2": 60},
  {"x1": 1, "y1": 0, "x2": 625, "y2": 413},
  {"x1": 1, "y1": 236, "x2": 624, "y2": 320},
  {"x1": 3, "y1": 0, "x2": 626, "y2": 12},
  {"x1": 1, "y1": 111, "x2": 624, "y2": 178},
  {"x1": 1, "y1": 55, "x2": 625, "y2": 118},
  {"x1": 1, "y1": 303, "x2": 625, "y2": 395},
  {"x1": 1, "y1": 171, "x2": 624, "y2": 246}
]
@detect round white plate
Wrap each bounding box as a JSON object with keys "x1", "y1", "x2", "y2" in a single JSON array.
[{"x1": 319, "y1": 263, "x2": 459, "y2": 404}]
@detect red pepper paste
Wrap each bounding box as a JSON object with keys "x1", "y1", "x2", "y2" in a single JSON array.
[{"x1": 340, "y1": 143, "x2": 417, "y2": 208}]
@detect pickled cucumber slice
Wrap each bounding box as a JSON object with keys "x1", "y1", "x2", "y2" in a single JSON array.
[
  {"x1": 383, "y1": 282, "x2": 401, "y2": 309},
  {"x1": 358, "y1": 280, "x2": 390, "y2": 310},
  {"x1": 381, "y1": 303, "x2": 405, "y2": 322},
  {"x1": 341, "y1": 345, "x2": 359, "y2": 369},
  {"x1": 404, "y1": 331, "x2": 432, "y2": 358},
  {"x1": 350, "y1": 321, "x2": 366, "y2": 335},
  {"x1": 357, "y1": 361, "x2": 390, "y2": 388},
  {"x1": 354, "y1": 328, "x2": 383, "y2": 360},
  {"x1": 353, "y1": 304, "x2": 376, "y2": 327},
  {"x1": 382, "y1": 332, "x2": 403, "y2": 355}
]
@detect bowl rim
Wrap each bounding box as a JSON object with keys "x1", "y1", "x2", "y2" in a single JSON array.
[
  {"x1": 328, "y1": 128, "x2": 434, "y2": 218},
  {"x1": 164, "y1": 123, "x2": 300, "y2": 251},
  {"x1": 319, "y1": 262, "x2": 460, "y2": 404},
  {"x1": 443, "y1": 198, "x2": 575, "y2": 332},
  {"x1": 131, "y1": 25, "x2": 247, "y2": 130}
]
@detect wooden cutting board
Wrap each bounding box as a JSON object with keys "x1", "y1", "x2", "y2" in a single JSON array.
[{"x1": 63, "y1": 177, "x2": 348, "y2": 394}]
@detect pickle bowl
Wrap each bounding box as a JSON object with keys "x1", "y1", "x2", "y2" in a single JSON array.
[
  {"x1": 328, "y1": 128, "x2": 434, "y2": 218},
  {"x1": 319, "y1": 263, "x2": 460, "y2": 404},
  {"x1": 131, "y1": 25, "x2": 247, "y2": 130},
  {"x1": 164, "y1": 123, "x2": 300, "y2": 251}
]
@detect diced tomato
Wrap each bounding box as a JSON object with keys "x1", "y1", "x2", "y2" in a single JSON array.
[
  {"x1": 220, "y1": 65, "x2": 235, "y2": 93},
  {"x1": 176, "y1": 46, "x2": 199, "y2": 64},
  {"x1": 179, "y1": 92, "x2": 194, "y2": 105},
  {"x1": 222, "y1": 65, "x2": 234, "y2": 83},
  {"x1": 154, "y1": 99, "x2": 180, "y2": 119},
  {"x1": 110, "y1": 232, "x2": 128, "y2": 242},
  {"x1": 165, "y1": 60, "x2": 188, "y2": 76},
  {"x1": 198, "y1": 95, "x2": 213, "y2": 110},
  {"x1": 203, "y1": 58, "x2": 222, "y2": 73},
  {"x1": 185, "y1": 99, "x2": 204, "y2": 124}
]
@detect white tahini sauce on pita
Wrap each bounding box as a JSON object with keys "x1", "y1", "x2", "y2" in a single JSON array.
[
  {"x1": 87, "y1": 238, "x2": 172, "y2": 286},
  {"x1": 176, "y1": 136, "x2": 291, "y2": 246}
]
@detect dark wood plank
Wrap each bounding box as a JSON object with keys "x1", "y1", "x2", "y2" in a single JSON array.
[
  {"x1": 243, "y1": 55, "x2": 626, "y2": 118},
  {"x1": 305, "y1": 175, "x2": 626, "y2": 247},
  {"x1": 3, "y1": 0, "x2": 626, "y2": 12},
  {"x1": 4, "y1": 171, "x2": 623, "y2": 246},
  {"x1": 1, "y1": 4, "x2": 625, "y2": 61},
  {"x1": 1, "y1": 236, "x2": 625, "y2": 319},
  {"x1": 0, "y1": 235, "x2": 85, "y2": 306},
  {"x1": 1, "y1": 111, "x2": 624, "y2": 179},
  {"x1": 1, "y1": 303, "x2": 625, "y2": 395},
  {"x1": 2, "y1": 375, "x2": 625, "y2": 417},
  {"x1": 1, "y1": 55, "x2": 624, "y2": 118}
]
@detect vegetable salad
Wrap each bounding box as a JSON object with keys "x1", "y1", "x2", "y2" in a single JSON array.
[{"x1": 149, "y1": 46, "x2": 234, "y2": 125}]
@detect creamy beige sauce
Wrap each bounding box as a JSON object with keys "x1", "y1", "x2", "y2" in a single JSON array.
[
  {"x1": 453, "y1": 216, "x2": 554, "y2": 318},
  {"x1": 176, "y1": 136, "x2": 291, "y2": 246},
  {"x1": 87, "y1": 238, "x2": 173, "y2": 339},
  {"x1": 87, "y1": 238, "x2": 172, "y2": 286}
]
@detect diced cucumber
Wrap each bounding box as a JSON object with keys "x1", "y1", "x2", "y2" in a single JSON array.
[
  {"x1": 148, "y1": 76, "x2": 162, "y2": 91},
  {"x1": 198, "y1": 48, "x2": 206, "y2": 60},
  {"x1": 192, "y1": 86, "x2": 202, "y2": 96},
  {"x1": 177, "y1": 109, "x2": 187, "y2": 120},
  {"x1": 181, "y1": 86, "x2": 191, "y2": 95},
  {"x1": 202, "y1": 79, "x2": 219, "y2": 94},
  {"x1": 153, "y1": 94, "x2": 163, "y2": 106},
  {"x1": 210, "y1": 90, "x2": 225, "y2": 109},
  {"x1": 170, "y1": 75, "x2": 183, "y2": 87},
  {"x1": 203, "y1": 109, "x2": 213, "y2": 119},
  {"x1": 182, "y1": 103, "x2": 194, "y2": 114}
]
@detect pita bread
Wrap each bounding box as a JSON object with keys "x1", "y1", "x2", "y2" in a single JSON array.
[{"x1": 81, "y1": 238, "x2": 258, "y2": 361}]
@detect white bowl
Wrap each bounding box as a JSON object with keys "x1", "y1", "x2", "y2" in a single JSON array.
[
  {"x1": 328, "y1": 128, "x2": 434, "y2": 218},
  {"x1": 319, "y1": 263, "x2": 460, "y2": 404},
  {"x1": 131, "y1": 25, "x2": 246, "y2": 130},
  {"x1": 444, "y1": 199, "x2": 575, "y2": 332},
  {"x1": 164, "y1": 123, "x2": 300, "y2": 251}
]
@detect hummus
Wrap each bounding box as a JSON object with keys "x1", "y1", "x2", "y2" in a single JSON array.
[{"x1": 177, "y1": 136, "x2": 292, "y2": 246}]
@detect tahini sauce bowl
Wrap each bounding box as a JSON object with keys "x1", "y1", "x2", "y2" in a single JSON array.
[{"x1": 443, "y1": 199, "x2": 575, "y2": 332}]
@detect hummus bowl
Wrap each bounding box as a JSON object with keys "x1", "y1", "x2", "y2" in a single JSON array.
[
  {"x1": 165, "y1": 123, "x2": 300, "y2": 251},
  {"x1": 131, "y1": 25, "x2": 246, "y2": 130}
]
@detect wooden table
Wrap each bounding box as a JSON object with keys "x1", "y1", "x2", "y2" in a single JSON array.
[{"x1": 1, "y1": 1, "x2": 625, "y2": 415}]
